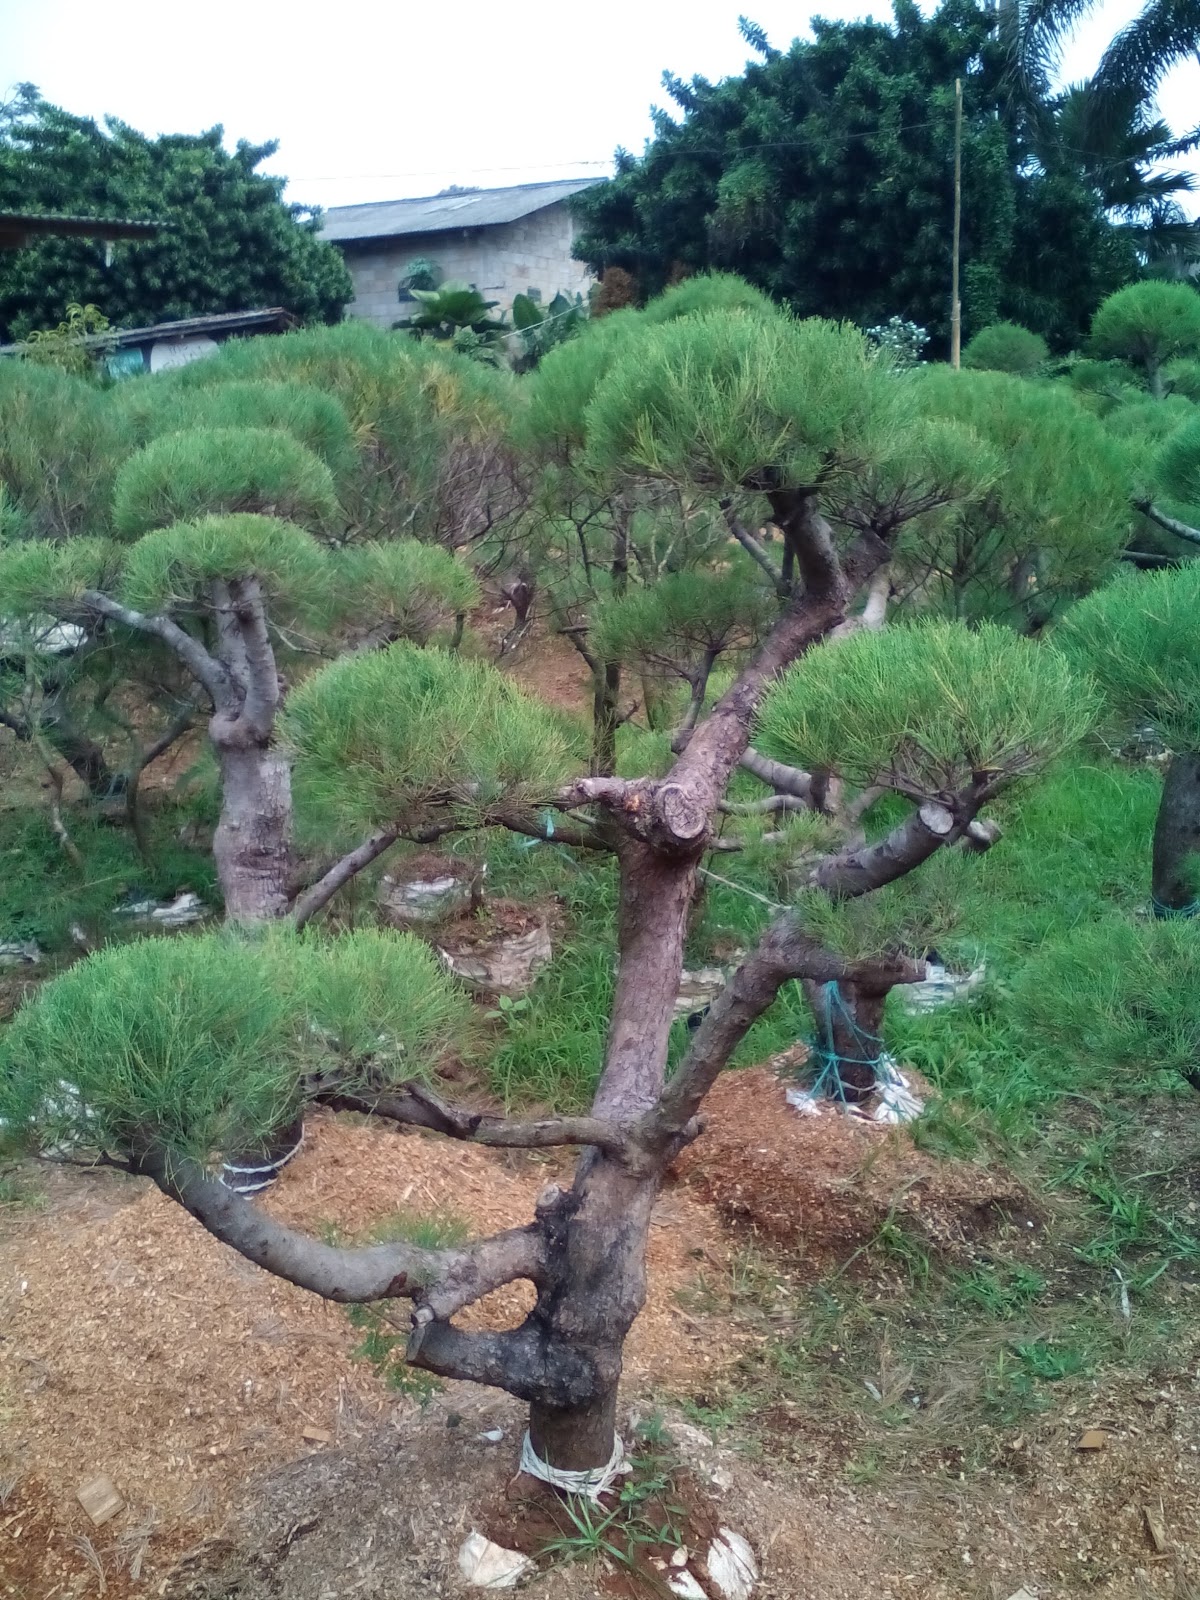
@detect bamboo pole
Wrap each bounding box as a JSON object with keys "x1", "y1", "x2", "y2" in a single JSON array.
[{"x1": 951, "y1": 76, "x2": 963, "y2": 369}]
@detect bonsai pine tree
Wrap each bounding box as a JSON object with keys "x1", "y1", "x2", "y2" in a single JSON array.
[
  {"x1": 1090, "y1": 281, "x2": 1200, "y2": 401},
  {"x1": 1, "y1": 296, "x2": 1097, "y2": 1487},
  {"x1": 1059, "y1": 560, "x2": 1200, "y2": 916},
  {"x1": 906, "y1": 367, "x2": 1131, "y2": 627},
  {"x1": 0, "y1": 424, "x2": 476, "y2": 921}
]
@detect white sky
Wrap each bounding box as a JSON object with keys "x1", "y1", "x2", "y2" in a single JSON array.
[{"x1": 2, "y1": 0, "x2": 1196, "y2": 210}]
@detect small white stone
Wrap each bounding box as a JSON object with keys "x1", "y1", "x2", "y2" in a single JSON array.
[
  {"x1": 668, "y1": 1574, "x2": 707, "y2": 1600},
  {"x1": 457, "y1": 1530, "x2": 534, "y2": 1589},
  {"x1": 670, "y1": 1545, "x2": 689, "y2": 1567},
  {"x1": 1004, "y1": 1590, "x2": 1039, "y2": 1600},
  {"x1": 665, "y1": 1421, "x2": 714, "y2": 1453},
  {"x1": 476, "y1": 1428, "x2": 505, "y2": 1444},
  {"x1": 706, "y1": 1528, "x2": 758, "y2": 1600}
]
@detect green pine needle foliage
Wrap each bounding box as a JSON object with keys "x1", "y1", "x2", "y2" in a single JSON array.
[
  {"x1": 756, "y1": 620, "x2": 1095, "y2": 796},
  {"x1": 119, "y1": 514, "x2": 329, "y2": 613},
  {"x1": 1104, "y1": 395, "x2": 1194, "y2": 444},
  {"x1": 639, "y1": 272, "x2": 780, "y2": 325},
  {"x1": 1165, "y1": 359, "x2": 1200, "y2": 403},
  {"x1": 591, "y1": 568, "x2": 775, "y2": 679},
  {"x1": 173, "y1": 323, "x2": 510, "y2": 543},
  {"x1": 0, "y1": 928, "x2": 469, "y2": 1162},
  {"x1": 1057, "y1": 564, "x2": 1200, "y2": 749},
  {"x1": 283, "y1": 643, "x2": 576, "y2": 841},
  {"x1": 0, "y1": 536, "x2": 121, "y2": 612},
  {"x1": 112, "y1": 427, "x2": 340, "y2": 539},
  {"x1": 1154, "y1": 415, "x2": 1200, "y2": 520},
  {"x1": 1090, "y1": 282, "x2": 1200, "y2": 374},
  {"x1": 583, "y1": 310, "x2": 899, "y2": 490},
  {"x1": 115, "y1": 379, "x2": 357, "y2": 477},
  {"x1": 331, "y1": 541, "x2": 480, "y2": 643},
  {"x1": 0, "y1": 360, "x2": 127, "y2": 540},
  {"x1": 912, "y1": 368, "x2": 1131, "y2": 618},
  {"x1": 521, "y1": 310, "x2": 644, "y2": 454}
]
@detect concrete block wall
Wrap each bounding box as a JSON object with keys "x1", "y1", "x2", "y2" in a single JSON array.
[{"x1": 339, "y1": 201, "x2": 594, "y2": 328}]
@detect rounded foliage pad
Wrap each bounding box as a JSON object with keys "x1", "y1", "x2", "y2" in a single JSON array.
[
  {"x1": 119, "y1": 513, "x2": 328, "y2": 612},
  {"x1": 0, "y1": 928, "x2": 471, "y2": 1162},
  {"x1": 284, "y1": 641, "x2": 575, "y2": 839},
  {"x1": 1058, "y1": 562, "x2": 1200, "y2": 750},
  {"x1": 755, "y1": 620, "x2": 1094, "y2": 797},
  {"x1": 112, "y1": 426, "x2": 340, "y2": 538}
]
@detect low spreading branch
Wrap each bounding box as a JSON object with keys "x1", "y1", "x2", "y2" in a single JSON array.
[
  {"x1": 1134, "y1": 498, "x2": 1200, "y2": 547},
  {"x1": 719, "y1": 497, "x2": 788, "y2": 597},
  {"x1": 738, "y1": 747, "x2": 814, "y2": 801},
  {"x1": 134, "y1": 1147, "x2": 544, "y2": 1321},
  {"x1": 78, "y1": 591, "x2": 231, "y2": 707}
]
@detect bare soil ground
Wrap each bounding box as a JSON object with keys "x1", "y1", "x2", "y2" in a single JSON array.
[
  {"x1": 2, "y1": 1086, "x2": 1198, "y2": 1598},
  {"x1": 674, "y1": 1066, "x2": 1041, "y2": 1268},
  {"x1": 0, "y1": 1113, "x2": 737, "y2": 1598}
]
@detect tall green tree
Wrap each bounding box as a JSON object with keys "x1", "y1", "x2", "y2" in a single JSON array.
[
  {"x1": 0, "y1": 90, "x2": 352, "y2": 341},
  {"x1": 571, "y1": 2, "x2": 1136, "y2": 348}
]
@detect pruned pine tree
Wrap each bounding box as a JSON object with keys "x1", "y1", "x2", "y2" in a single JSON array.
[
  {"x1": 1059, "y1": 560, "x2": 1200, "y2": 918},
  {"x1": 0, "y1": 336, "x2": 516, "y2": 816},
  {"x1": 905, "y1": 367, "x2": 1132, "y2": 627},
  {"x1": 0, "y1": 425, "x2": 476, "y2": 922},
  {"x1": 2, "y1": 301, "x2": 1095, "y2": 1482}
]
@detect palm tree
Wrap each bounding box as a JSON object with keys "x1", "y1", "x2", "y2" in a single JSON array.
[
  {"x1": 1055, "y1": 78, "x2": 1199, "y2": 261},
  {"x1": 991, "y1": 0, "x2": 1200, "y2": 262}
]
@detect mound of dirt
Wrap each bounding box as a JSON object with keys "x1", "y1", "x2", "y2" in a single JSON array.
[{"x1": 675, "y1": 1067, "x2": 1038, "y2": 1268}]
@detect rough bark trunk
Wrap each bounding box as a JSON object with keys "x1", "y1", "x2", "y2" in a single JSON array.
[
  {"x1": 805, "y1": 978, "x2": 888, "y2": 1100},
  {"x1": 1152, "y1": 752, "x2": 1200, "y2": 915},
  {"x1": 591, "y1": 661, "x2": 621, "y2": 777},
  {"x1": 212, "y1": 740, "x2": 293, "y2": 923}
]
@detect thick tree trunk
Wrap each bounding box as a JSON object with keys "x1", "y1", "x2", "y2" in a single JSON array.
[
  {"x1": 1152, "y1": 752, "x2": 1200, "y2": 915},
  {"x1": 804, "y1": 978, "x2": 888, "y2": 1100},
  {"x1": 212, "y1": 740, "x2": 293, "y2": 923},
  {"x1": 519, "y1": 843, "x2": 697, "y2": 1472}
]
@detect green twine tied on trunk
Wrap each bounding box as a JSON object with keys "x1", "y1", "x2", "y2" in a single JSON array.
[{"x1": 805, "y1": 979, "x2": 884, "y2": 1102}]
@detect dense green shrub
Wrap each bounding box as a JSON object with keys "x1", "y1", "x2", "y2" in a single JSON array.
[{"x1": 962, "y1": 321, "x2": 1048, "y2": 375}]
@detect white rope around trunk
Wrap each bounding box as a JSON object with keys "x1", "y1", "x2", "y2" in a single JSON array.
[{"x1": 519, "y1": 1429, "x2": 628, "y2": 1500}]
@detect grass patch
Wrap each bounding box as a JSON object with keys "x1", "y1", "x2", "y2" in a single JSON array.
[{"x1": 0, "y1": 802, "x2": 216, "y2": 954}]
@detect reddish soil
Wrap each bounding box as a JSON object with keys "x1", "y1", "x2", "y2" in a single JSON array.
[
  {"x1": 0, "y1": 1115, "x2": 739, "y2": 1597},
  {"x1": 675, "y1": 1066, "x2": 1039, "y2": 1271}
]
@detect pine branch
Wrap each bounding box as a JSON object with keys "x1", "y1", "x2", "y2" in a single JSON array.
[{"x1": 316, "y1": 1082, "x2": 630, "y2": 1157}]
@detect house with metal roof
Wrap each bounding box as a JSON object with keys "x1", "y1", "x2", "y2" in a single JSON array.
[{"x1": 319, "y1": 178, "x2": 604, "y2": 328}]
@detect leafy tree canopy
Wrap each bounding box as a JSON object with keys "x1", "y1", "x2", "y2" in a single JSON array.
[
  {"x1": 570, "y1": 2, "x2": 1137, "y2": 350},
  {"x1": 0, "y1": 88, "x2": 352, "y2": 341}
]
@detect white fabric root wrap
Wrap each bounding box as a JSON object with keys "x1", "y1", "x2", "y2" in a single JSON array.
[{"x1": 519, "y1": 1430, "x2": 628, "y2": 1500}]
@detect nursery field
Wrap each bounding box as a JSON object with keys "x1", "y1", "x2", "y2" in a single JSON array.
[
  {"x1": 3, "y1": 275, "x2": 1200, "y2": 1598},
  {"x1": 2, "y1": 614, "x2": 1199, "y2": 1599}
]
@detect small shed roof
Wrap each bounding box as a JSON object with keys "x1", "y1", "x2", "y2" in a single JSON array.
[
  {"x1": 320, "y1": 178, "x2": 604, "y2": 244},
  {"x1": 0, "y1": 211, "x2": 164, "y2": 250},
  {"x1": 0, "y1": 307, "x2": 296, "y2": 357}
]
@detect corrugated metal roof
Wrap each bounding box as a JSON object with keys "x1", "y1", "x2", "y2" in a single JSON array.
[
  {"x1": 0, "y1": 308, "x2": 295, "y2": 357},
  {"x1": 320, "y1": 179, "x2": 604, "y2": 243}
]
